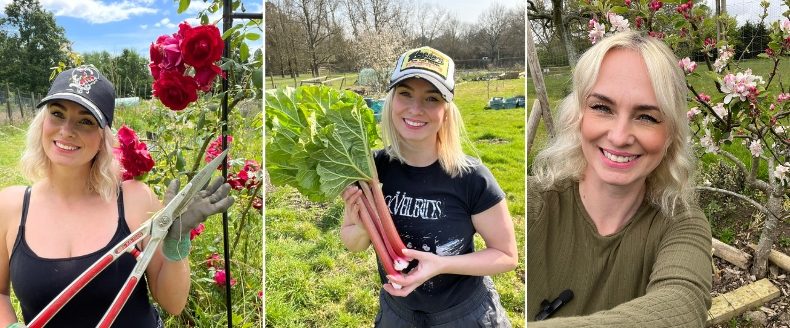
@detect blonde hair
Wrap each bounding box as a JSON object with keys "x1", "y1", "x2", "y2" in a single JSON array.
[
  {"x1": 531, "y1": 31, "x2": 696, "y2": 215},
  {"x1": 21, "y1": 106, "x2": 120, "y2": 201},
  {"x1": 380, "y1": 87, "x2": 475, "y2": 177}
]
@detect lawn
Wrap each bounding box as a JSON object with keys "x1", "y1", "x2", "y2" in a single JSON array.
[{"x1": 265, "y1": 77, "x2": 526, "y2": 327}]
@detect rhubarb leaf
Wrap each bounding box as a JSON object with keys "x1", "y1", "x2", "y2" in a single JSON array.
[{"x1": 265, "y1": 85, "x2": 379, "y2": 201}]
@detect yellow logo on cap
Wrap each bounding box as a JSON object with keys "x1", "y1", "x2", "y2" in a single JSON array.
[{"x1": 400, "y1": 48, "x2": 450, "y2": 79}]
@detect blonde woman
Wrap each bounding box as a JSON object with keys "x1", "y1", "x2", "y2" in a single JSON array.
[
  {"x1": 0, "y1": 65, "x2": 233, "y2": 327},
  {"x1": 340, "y1": 47, "x2": 518, "y2": 327},
  {"x1": 528, "y1": 31, "x2": 711, "y2": 327}
]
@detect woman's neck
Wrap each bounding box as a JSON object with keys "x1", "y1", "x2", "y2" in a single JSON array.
[
  {"x1": 43, "y1": 165, "x2": 94, "y2": 200},
  {"x1": 578, "y1": 175, "x2": 646, "y2": 236},
  {"x1": 399, "y1": 141, "x2": 439, "y2": 167}
]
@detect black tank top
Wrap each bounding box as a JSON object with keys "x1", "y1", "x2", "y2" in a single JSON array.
[{"x1": 9, "y1": 187, "x2": 159, "y2": 327}]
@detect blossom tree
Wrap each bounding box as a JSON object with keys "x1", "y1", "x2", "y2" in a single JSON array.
[{"x1": 582, "y1": 0, "x2": 789, "y2": 278}]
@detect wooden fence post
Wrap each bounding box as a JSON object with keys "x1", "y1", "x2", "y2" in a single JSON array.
[
  {"x1": 4, "y1": 84, "x2": 11, "y2": 123},
  {"x1": 526, "y1": 22, "x2": 555, "y2": 149},
  {"x1": 15, "y1": 88, "x2": 24, "y2": 119}
]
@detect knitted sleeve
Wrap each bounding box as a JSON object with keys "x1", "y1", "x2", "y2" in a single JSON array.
[{"x1": 530, "y1": 209, "x2": 712, "y2": 328}]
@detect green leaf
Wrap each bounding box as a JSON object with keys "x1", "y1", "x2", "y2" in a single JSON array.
[
  {"x1": 177, "y1": 0, "x2": 190, "y2": 13},
  {"x1": 240, "y1": 42, "x2": 249, "y2": 63},
  {"x1": 200, "y1": 13, "x2": 209, "y2": 25},
  {"x1": 251, "y1": 68, "x2": 263, "y2": 90},
  {"x1": 245, "y1": 33, "x2": 261, "y2": 41},
  {"x1": 265, "y1": 86, "x2": 379, "y2": 201},
  {"x1": 610, "y1": 6, "x2": 628, "y2": 14},
  {"x1": 176, "y1": 149, "x2": 186, "y2": 172},
  {"x1": 222, "y1": 24, "x2": 242, "y2": 40}
]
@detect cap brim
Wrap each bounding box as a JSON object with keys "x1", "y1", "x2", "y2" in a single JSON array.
[
  {"x1": 388, "y1": 73, "x2": 454, "y2": 102},
  {"x1": 38, "y1": 93, "x2": 107, "y2": 128}
]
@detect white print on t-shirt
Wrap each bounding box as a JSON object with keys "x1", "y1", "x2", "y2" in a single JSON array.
[
  {"x1": 436, "y1": 239, "x2": 464, "y2": 256},
  {"x1": 386, "y1": 191, "x2": 443, "y2": 220}
]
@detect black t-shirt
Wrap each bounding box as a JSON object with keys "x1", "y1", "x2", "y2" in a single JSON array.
[{"x1": 374, "y1": 150, "x2": 505, "y2": 313}]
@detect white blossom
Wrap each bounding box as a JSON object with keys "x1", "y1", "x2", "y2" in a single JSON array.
[
  {"x1": 607, "y1": 12, "x2": 630, "y2": 32},
  {"x1": 712, "y1": 102, "x2": 728, "y2": 118},
  {"x1": 773, "y1": 162, "x2": 790, "y2": 184},
  {"x1": 748, "y1": 140, "x2": 763, "y2": 157},
  {"x1": 678, "y1": 57, "x2": 697, "y2": 74},
  {"x1": 700, "y1": 131, "x2": 719, "y2": 153},
  {"x1": 720, "y1": 69, "x2": 764, "y2": 104},
  {"x1": 589, "y1": 19, "x2": 606, "y2": 44}
]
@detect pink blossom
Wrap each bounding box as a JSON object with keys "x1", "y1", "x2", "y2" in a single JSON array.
[
  {"x1": 712, "y1": 103, "x2": 728, "y2": 119},
  {"x1": 703, "y1": 37, "x2": 716, "y2": 51},
  {"x1": 782, "y1": 20, "x2": 790, "y2": 36},
  {"x1": 214, "y1": 270, "x2": 237, "y2": 287},
  {"x1": 687, "y1": 107, "x2": 701, "y2": 120},
  {"x1": 648, "y1": 31, "x2": 665, "y2": 39},
  {"x1": 697, "y1": 93, "x2": 711, "y2": 103},
  {"x1": 720, "y1": 69, "x2": 764, "y2": 104},
  {"x1": 778, "y1": 93, "x2": 790, "y2": 103},
  {"x1": 676, "y1": 0, "x2": 693, "y2": 19},
  {"x1": 635, "y1": 16, "x2": 644, "y2": 29},
  {"x1": 649, "y1": 0, "x2": 663, "y2": 11},
  {"x1": 607, "y1": 12, "x2": 630, "y2": 32},
  {"x1": 700, "y1": 132, "x2": 719, "y2": 153},
  {"x1": 206, "y1": 252, "x2": 222, "y2": 268},
  {"x1": 713, "y1": 46, "x2": 734, "y2": 72},
  {"x1": 625, "y1": 0, "x2": 632, "y2": 7},
  {"x1": 678, "y1": 57, "x2": 697, "y2": 74},
  {"x1": 589, "y1": 19, "x2": 606, "y2": 44},
  {"x1": 748, "y1": 140, "x2": 763, "y2": 157},
  {"x1": 190, "y1": 223, "x2": 205, "y2": 240}
]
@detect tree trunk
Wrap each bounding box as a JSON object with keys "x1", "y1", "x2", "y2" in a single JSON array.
[
  {"x1": 751, "y1": 191, "x2": 782, "y2": 277},
  {"x1": 551, "y1": 0, "x2": 577, "y2": 66},
  {"x1": 526, "y1": 22, "x2": 555, "y2": 140}
]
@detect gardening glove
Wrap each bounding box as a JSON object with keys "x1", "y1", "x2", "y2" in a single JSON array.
[{"x1": 162, "y1": 177, "x2": 235, "y2": 261}]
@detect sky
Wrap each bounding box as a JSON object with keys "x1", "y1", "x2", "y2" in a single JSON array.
[
  {"x1": 420, "y1": 0, "x2": 525, "y2": 24},
  {"x1": 0, "y1": 0, "x2": 263, "y2": 55},
  {"x1": 703, "y1": 0, "x2": 785, "y2": 26}
]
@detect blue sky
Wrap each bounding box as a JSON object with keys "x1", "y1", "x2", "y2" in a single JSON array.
[{"x1": 0, "y1": 0, "x2": 263, "y2": 56}]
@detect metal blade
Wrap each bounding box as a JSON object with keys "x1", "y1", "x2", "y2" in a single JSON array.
[{"x1": 167, "y1": 148, "x2": 229, "y2": 216}]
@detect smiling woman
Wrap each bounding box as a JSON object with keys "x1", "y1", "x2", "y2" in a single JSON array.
[
  {"x1": 0, "y1": 65, "x2": 233, "y2": 328},
  {"x1": 527, "y1": 31, "x2": 712, "y2": 327}
]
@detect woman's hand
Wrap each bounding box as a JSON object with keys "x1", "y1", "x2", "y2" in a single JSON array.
[
  {"x1": 383, "y1": 248, "x2": 445, "y2": 297},
  {"x1": 339, "y1": 185, "x2": 371, "y2": 252}
]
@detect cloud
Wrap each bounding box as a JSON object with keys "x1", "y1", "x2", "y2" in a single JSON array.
[
  {"x1": 37, "y1": 0, "x2": 158, "y2": 24},
  {"x1": 140, "y1": 24, "x2": 148, "y2": 29},
  {"x1": 154, "y1": 17, "x2": 176, "y2": 28}
]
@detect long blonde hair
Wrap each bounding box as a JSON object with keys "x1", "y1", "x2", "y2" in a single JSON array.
[
  {"x1": 21, "y1": 106, "x2": 120, "y2": 201},
  {"x1": 531, "y1": 31, "x2": 696, "y2": 215},
  {"x1": 380, "y1": 87, "x2": 475, "y2": 177}
]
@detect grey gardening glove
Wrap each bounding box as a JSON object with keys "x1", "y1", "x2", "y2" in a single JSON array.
[{"x1": 162, "y1": 177, "x2": 235, "y2": 260}]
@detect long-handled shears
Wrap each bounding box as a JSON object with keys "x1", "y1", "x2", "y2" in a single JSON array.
[{"x1": 27, "y1": 149, "x2": 229, "y2": 328}]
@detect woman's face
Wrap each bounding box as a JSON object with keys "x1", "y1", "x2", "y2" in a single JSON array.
[
  {"x1": 390, "y1": 78, "x2": 447, "y2": 150},
  {"x1": 41, "y1": 100, "x2": 103, "y2": 170},
  {"x1": 579, "y1": 48, "x2": 669, "y2": 189}
]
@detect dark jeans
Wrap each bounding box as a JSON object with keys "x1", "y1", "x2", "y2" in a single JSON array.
[{"x1": 375, "y1": 277, "x2": 512, "y2": 328}]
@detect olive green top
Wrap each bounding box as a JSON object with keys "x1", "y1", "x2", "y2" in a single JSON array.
[{"x1": 527, "y1": 179, "x2": 711, "y2": 327}]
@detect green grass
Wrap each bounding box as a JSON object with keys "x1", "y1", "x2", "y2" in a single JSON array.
[
  {"x1": 0, "y1": 124, "x2": 28, "y2": 186},
  {"x1": 265, "y1": 78, "x2": 526, "y2": 327}
]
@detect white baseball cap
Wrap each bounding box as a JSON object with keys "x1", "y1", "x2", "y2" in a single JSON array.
[{"x1": 388, "y1": 46, "x2": 455, "y2": 102}]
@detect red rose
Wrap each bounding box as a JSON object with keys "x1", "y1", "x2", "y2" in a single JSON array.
[
  {"x1": 153, "y1": 70, "x2": 198, "y2": 111},
  {"x1": 194, "y1": 64, "x2": 223, "y2": 92},
  {"x1": 252, "y1": 197, "x2": 262, "y2": 211},
  {"x1": 149, "y1": 34, "x2": 184, "y2": 80},
  {"x1": 206, "y1": 252, "x2": 223, "y2": 268},
  {"x1": 227, "y1": 173, "x2": 244, "y2": 190},
  {"x1": 205, "y1": 135, "x2": 233, "y2": 164},
  {"x1": 190, "y1": 223, "x2": 205, "y2": 240},
  {"x1": 180, "y1": 24, "x2": 223, "y2": 69},
  {"x1": 114, "y1": 125, "x2": 155, "y2": 181}
]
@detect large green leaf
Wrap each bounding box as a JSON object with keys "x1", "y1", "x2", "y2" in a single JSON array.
[{"x1": 265, "y1": 85, "x2": 379, "y2": 201}]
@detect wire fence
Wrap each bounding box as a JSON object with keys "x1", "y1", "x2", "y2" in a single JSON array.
[{"x1": 0, "y1": 84, "x2": 40, "y2": 126}]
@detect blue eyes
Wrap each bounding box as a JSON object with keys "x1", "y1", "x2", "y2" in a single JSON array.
[
  {"x1": 50, "y1": 110, "x2": 97, "y2": 126},
  {"x1": 588, "y1": 104, "x2": 661, "y2": 124}
]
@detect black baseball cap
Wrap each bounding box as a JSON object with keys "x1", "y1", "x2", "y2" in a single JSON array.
[{"x1": 37, "y1": 65, "x2": 116, "y2": 128}]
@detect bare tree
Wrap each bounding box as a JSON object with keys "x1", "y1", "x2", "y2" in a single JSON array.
[
  {"x1": 414, "y1": 3, "x2": 451, "y2": 46},
  {"x1": 291, "y1": 0, "x2": 342, "y2": 76},
  {"x1": 477, "y1": 3, "x2": 509, "y2": 65}
]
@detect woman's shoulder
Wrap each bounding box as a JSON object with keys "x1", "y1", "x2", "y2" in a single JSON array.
[
  {"x1": 0, "y1": 185, "x2": 28, "y2": 230},
  {"x1": 120, "y1": 180, "x2": 160, "y2": 225}
]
